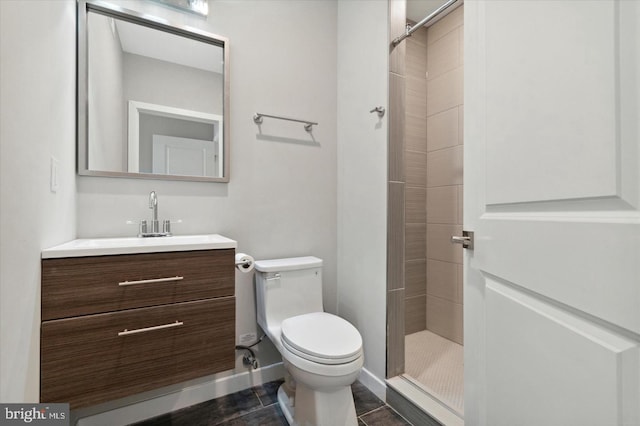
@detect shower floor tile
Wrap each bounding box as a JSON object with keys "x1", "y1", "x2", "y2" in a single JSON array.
[{"x1": 405, "y1": 329, "x2": 464, "y2": 415}]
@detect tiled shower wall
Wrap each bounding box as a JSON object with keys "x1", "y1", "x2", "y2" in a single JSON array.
[
  {"x1": 403, "y1": 26, "x2": 429, "y2": 335},
  {"x1": 386, "y1": 1, "x2": 464, "y2": 378},
  {"x1": 425, "y1": 7, "x2": 464, "y2": 345},
  {"x1": 403, "y1": 7, "x2": 464, "y2": 344}
]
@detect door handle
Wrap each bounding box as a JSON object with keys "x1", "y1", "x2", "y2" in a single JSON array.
[
  {"x1": 118, "y1": 321, "x2": 184, "y2": 336},
  {"x1": 118, "y1": 276, "x2": 184, "y2": 286},
  {"x1": 451, "y1": 230, "x2": 474, "y2": 249}
]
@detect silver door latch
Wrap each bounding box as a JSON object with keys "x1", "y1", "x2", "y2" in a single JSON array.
[{"x1": 451, "y1": 230, "x2": 474, "y2": 249}]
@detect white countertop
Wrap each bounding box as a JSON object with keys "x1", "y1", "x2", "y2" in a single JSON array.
[{"x1": 42, "y1": 234, "x2": 237, "y2": 258}]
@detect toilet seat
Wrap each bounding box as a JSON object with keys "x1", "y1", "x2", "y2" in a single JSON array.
[{"x1": 281, "y1": 312, "x2": 363, "y2": 365}]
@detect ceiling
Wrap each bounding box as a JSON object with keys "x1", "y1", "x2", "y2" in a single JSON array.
[
  {"x1": 109, "y1": 1, "x2": 458, "y2": 74},
  {"x1": 406, "y1": 0, "x2": 462, "y2": 27},
  {"x1": 114, "y1": 18, "x2": 223, "y2": 74}
]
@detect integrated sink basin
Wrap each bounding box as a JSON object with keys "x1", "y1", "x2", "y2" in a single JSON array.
[{"x1": 42, "y1": 234, "x2": 237, "y2": 258}]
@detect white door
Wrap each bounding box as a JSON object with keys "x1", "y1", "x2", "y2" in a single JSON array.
[
  {"x1": 464, "y1": 1, "x2": 639, "y2": 425},
  {"x1": 152, "y1": 135, "x2": 219, "y2": 177}
]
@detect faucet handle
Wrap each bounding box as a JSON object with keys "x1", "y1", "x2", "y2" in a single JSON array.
[
  {"x1": 163, "y1": 219, "x2": 171, "y2": 234},
  {"x1": 126, "y1": 219, "x2": 148, "y2": 235}
]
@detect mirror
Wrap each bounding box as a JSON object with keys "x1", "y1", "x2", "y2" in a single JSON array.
[{"x1": 77, "y1": 0, "x2": 229, "y2": 182}]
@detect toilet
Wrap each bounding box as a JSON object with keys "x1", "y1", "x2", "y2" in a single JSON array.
[{"x1": 254, "y1": 256, "x2": 364, "y2": 426}]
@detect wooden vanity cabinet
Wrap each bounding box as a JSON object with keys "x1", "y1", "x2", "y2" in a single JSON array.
[{"x1": 40, "y1": 249, "x2": 235, "y2": 409}]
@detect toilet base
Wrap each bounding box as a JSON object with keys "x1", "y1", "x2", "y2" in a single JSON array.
[
  {"x1": 278, "y1": 384, "x2": 296, "y2": 425},
  {"x1": 277, "y1": 382, "x2": 357, "y2": 426}
]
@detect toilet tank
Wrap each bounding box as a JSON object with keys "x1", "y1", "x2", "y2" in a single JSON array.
[{"x1": 254, "y1": 256, "x2": 324, "y2": 332}]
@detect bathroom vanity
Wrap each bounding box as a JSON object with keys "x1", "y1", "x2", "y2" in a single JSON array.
[{"x1": 40, "y1": 235, "x2": 236, "y2": 409}]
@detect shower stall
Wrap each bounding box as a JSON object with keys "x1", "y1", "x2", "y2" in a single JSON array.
[{"x1": 386, "y1": 0, "x2": 465, "y2": 423}]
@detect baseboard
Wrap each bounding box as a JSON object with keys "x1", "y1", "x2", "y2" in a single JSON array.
[
  {"x1": 74, "y1": 363, "x2": 285, "y2": 426},
  {"x1": 357, "y1": 367, "x2": 387, "y2": 402}
]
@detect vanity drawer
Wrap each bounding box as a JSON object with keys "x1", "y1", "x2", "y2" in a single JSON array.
[
  {"x1": 40, "y1": 297, "x2": 235, "y2": 409},
  {"x1": 42, "y1": 249, "x2": 234, "y2": 320}
]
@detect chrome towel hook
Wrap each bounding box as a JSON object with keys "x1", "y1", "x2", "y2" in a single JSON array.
[{"x1": 370, "y1": 106, "x2": 385, "y2": 118}]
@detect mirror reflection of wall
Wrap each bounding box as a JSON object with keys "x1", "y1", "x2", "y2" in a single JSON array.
[
  {"x1": 88, "y1": 13, "x2": 124, "y2": 172},
  {"x1": 82, "y1": 4, "x2": 227, "y2": 181}
]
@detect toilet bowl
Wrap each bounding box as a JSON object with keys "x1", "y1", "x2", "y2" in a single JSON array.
[{"x1": 255, "y1": 257, "x2": 364, "y2": 426}]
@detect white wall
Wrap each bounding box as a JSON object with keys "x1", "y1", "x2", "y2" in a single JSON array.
[
  {"x1": 76, "y1": 0, "x2": 338, "y2": 397},
  {"x1": 1, "y1": 0, "x2": 391, "y2": 411},
  {"x1": 87, "y1": 11, "x2": 125, "y2": 172},
  {"x1": 123, "y1": 53, "x2": 222, "y2": 115},
  {"x1": 0, "y1": 0, "x2": 77, "y2": 402},
  {"x1": 0, "y1": 0, "x2": 338, "y2": 408},
  {"x1": 336, "y1": 0, "x2": 389, "y2": 389}
]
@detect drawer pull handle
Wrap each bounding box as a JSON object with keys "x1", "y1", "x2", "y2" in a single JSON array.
[
  {"x1": 118, "y1": 321, "x2": 184, "y2": 336},
  {"x1": 118, "y1": 276, "x2": 184, "y2": 286}
]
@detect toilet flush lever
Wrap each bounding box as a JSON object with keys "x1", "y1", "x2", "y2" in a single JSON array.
[
  {"x1": 265, "y1": 273, "x2": 281, "y2": 281},
  {"x1": 451, "y1": 230, "x2": 474, "y2": 250}
]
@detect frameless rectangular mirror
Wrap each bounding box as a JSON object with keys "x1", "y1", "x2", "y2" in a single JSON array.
[{"x1": 77, "y1": 0, "x2": 230, "y2": 182}]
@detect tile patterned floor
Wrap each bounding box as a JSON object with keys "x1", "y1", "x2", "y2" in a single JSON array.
[{"x1": 131, "y1": 380, "x2": 412, "y2": 426}]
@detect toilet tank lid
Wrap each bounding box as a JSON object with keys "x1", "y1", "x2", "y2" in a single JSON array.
[{"x1": 254, "y1": 256, "x2": 322, "y2": 272}]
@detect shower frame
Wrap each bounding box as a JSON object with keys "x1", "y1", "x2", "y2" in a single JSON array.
[{"x1": 384, "y1": 0, "x2": 465, "y2": 424}]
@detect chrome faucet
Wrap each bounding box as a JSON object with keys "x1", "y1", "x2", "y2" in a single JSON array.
[
  {"x1": 138, "y1": 191, "x2": 172, "y2": 237},
  {"x1": 149, "y1": 190, "x2": 159, "y2": 233}
]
